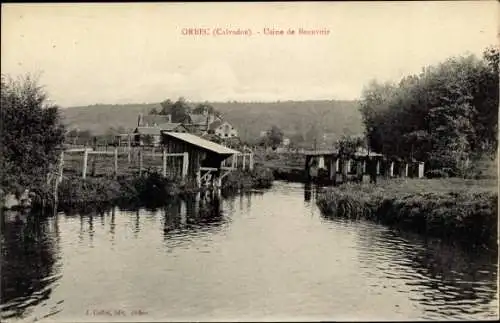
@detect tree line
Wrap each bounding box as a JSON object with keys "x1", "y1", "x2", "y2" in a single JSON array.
[
  {"x1": 150, "y1": 97, "x2": 220, "y2": 123},
  {"x1": 359, "y1": 47, "x2": 498, "y2": 176}
]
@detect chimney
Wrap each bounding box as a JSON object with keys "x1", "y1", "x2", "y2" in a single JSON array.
[{"x1": 138, "y1": 113, "x2": 144, "y2": 127}]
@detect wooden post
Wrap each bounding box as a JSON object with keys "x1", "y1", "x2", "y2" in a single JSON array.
[
  {"x1": 54, "y1": 150, "x2": 65, "y2": 205},
  {"x1": 249, "y1": 153, "x2": 254, "y2": 171},
  {"x1": 362, "y1": 159, "x2": 367, "y2": 174},
  {"x1": 232, "y1": 154, "x2": 236, "y2": 169},
  {"x1": 182, "y1": 152, "x2": 189, "y2": 178},
  {"x1": 139, "y1": 148, "x2": 143, "y2": 176},
  {"x1": 162, "y1": 149, "x2": 167, "y2": 177},
  {"x1": 341, "y1": 159, "x2": 348, "y2": 183},
  {"x1": 418, "y1": 162, "x2": 425, "y2": 178},
  {"x1": 114, "y1": 148, "x2": 118, "y2": 179},
  {"x1": 346, "y1": 159, "x2": 352, "y2": 174},
  {"x1": 58, "y1": 150, "x2": 65, "y2": 183},
  {"x1": 127, "y1": 134, "x2": 131, "y2": 163},
  {"x1": 196, "y1": 169, "x2": 201, "y2": 188},
  {"x1": 329, "y1": 157, "x2": 336, "y2": 180},
  {"x1": 242, "y1": 153, "x2": 246, "y2": 170},
  {"x1": 389, "y1": 162, "x2": 394, "y2": 177},
  {"x1": 335, "y1": 158, "x2": 340, "y2": 172},
  {"x1": 404, "y1": 163, "x2": 409, "y2": 178},
  {"x1": 376, "y1": 159, "x2": 380, "y2": 175},
  {"x1": 82, "y1": 149, "x2": 88, "y2": 179},
  {"x1": 305, "y1": 155, "x2": 311, "y2": 181}
]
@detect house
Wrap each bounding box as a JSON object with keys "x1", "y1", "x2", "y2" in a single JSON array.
[
  {"x1": 137, "y1": 114, "x2": 172, "y2": 127},
  {"x1": 173, "y1": 107, "x2": 239, "y2": 140},
  {"x1": 208, "y1": 120, "x2": 238, "y2": 138},
  {"x1": 134, "y1": 113, "x2": 189, "y2": 146}
]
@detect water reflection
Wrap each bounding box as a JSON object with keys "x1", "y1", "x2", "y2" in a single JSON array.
[
  {"x1": 1, "y1": 183, "x2": 497, "y2": 322},
  {"x1": 304, "y1": 183, "x2": 323, "y2": 203},
  {"x1": 0, "y1": 211, "x2": 62, "y2": 321},
  {"x1": 350, "y1": 220, "x2": 499, "y2": 320}
]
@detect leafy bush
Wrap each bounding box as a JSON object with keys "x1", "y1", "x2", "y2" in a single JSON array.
[
  {"x1": 222, "y1": 166, "x2": 274, "y2": 191},
  {"x1": 426, "y1": 169, "x2": 451, "y2": 178},
  {"x1": 56, "y1": 173, "x2": 180, "y2": 208}
]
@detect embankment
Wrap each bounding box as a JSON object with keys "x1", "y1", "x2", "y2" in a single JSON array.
[
  {"x1": 44, "y1": 166, "x2": 274, "y2": 210},
  {"x1": 316, "y1": 179, "x2": 498, "y2": 249},
  {"x1": 221, "y1": 166, "x2": 274, "y2": 191}
]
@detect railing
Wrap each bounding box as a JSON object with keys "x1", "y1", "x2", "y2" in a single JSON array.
[{"x1": 61, "y1": 147, "x2": 189, "y2": 179}]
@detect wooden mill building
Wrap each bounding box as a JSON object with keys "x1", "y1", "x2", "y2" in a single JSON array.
[{"x1": 161, "y1": 131, "x2": 241, "y2": 188}]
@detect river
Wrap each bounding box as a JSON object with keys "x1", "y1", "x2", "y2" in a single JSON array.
[{"x1": 1, "y1": 181, "x2": 498, "y2": 322}]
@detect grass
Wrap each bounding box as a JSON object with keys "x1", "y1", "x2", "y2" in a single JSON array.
[
  {"x1": 316, "y1": 178, "x2": 498, "y2": 248},
  {"x1": 56, "y1": 172, "x2": 182, "y2": 209},
  {"x1": 222, "y1": 166, "x2": 274, "y2": 191}
]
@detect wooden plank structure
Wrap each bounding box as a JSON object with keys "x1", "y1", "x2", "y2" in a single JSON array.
[
  {"x1": 304, "y1": 149, "x2": 425, "y2": 184},
  {"x1": 161, "y1": 132, "x2": 241, "y2": 188}
]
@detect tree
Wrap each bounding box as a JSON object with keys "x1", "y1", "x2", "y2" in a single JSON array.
[
  {"x1": 170, "y1": 97, "x2": 190, "y2": 122},
  {"x1": 192, "y1": 102, "x2": 216, "y2": 115},
  {"x1": 1, "y1": 74, "x2": 66, "y2": 201},
  {"x1": 358, "y1": 47, "x2": 499, "y2": 175},
  {"x1": 150, "y1": 107, "x2": 159, "y2": 115},
  {"x1": 265, "y1": 125, "x2": 283, "y2": 148},
  {"x1": 336, "y1": 135, "x2": 365, "y2": 158},
  {"x1": 159, "y1": 99, "x2": 173, "y2": 115}
]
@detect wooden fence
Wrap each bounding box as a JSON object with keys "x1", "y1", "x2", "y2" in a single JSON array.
[
  {"x1": 61, "y1": 146, "x2": 255, "y2": 179},
  {"x1": 62, "y1": 147, "x2": 188, "y2": 179}
]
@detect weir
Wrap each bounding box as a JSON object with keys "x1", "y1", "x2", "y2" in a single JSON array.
[{"x1": 304, "y1": 149, "x2": 425, "y2": 184}]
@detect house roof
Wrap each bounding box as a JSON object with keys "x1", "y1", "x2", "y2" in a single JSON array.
[
  {"x1": 208, "y1": 120, "x2": 224, "y2": 131},
  {"x1": 141, "y1": 115, "x2": 170, "y2": 125},
  {"x1": 162, "y1": 132, "x2": 240, "y2": 155},
  {"x1": 187, "y1": 113, "x2": 208, "y2": 125},
  {"x1": 157, "y1": 123, "x2": 186, "y2": 131},
  {"x1": 135, "y1": 127, "x2": 162, "y2": 135},
  {"x1": 304, "y1": 149, "x2": 383, "y2": 157}
]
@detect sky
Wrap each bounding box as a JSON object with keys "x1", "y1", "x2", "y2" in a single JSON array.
[{"x1": 1, "y1": 2, "x2": 498, "y2": 107}]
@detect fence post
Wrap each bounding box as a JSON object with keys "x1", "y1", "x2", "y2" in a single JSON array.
[
  {"x1": 182, "y1": 152, "x2": 189, "y2": 179},
  {"x1": 162, "y1": 148, "x2": 167, "y2": 177},
  {"x1": 54, "y1": 150, "x2": 65, "y2": 205},
  {"x1": 242, "y1": 153, "x2": 246, "y2": 170},
  {"x1": 329, "y1": 157, "x2": 336, "y2": 180},
  {"x1": 58, "y1": 150, "x2": 65, "y2": 183},
  {"x1": 139, "y1": 148, "x2": 143, "y2": 177},
  {"x1": 127, "y1": 134, "x2": 131, "y2": 163},
  {"x1": 82, "y1": 149, "x2": 88, "y2": 179},
  {"x1": 232, "y1": 154, "x2": 236, "y2": 169},
  {"x1": 114, "y1": 147, "x2": 118, "y2": 179},
  {"x1": 418, "y1": 162, "x2": 425, "y2": 178},
  {"x1": 249, "y1": 153, "x2": 254, "y2": 171}
]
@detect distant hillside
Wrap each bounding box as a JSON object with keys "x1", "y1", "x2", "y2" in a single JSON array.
[{"x1": 61, "y1": 100, "x2": 364, "y2": 144}]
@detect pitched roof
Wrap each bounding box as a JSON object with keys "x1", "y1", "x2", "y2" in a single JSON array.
[
  {"x1": 208, "y1": 120, "x2": 223, "y2": 131},
  {"x1": 162, "y1": 132, "x2": 240, "y2": 155},
  {"x1": 141, "y1": 115, "x2": 170, "y2": 126},
  {"x1": 187, "y1": 113, "x2": 208, "y2": 125},
  {"x1": 157, "y1": 123, "x2": 186, "y2": 131},
  {"x1": 135, "y1": 127, "x2": 162, "y2": 135}
]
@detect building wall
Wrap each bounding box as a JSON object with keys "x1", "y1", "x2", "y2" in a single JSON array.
[{"x1": 214, "y1": 122, "x2": 238, "y2": 138}]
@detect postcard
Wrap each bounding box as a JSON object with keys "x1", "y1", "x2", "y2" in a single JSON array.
[{"x1": 1, "y1": 2, "x2": 498, "y2": 322}]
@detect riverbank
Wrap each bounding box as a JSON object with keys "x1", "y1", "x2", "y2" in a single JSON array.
[
  {"x1": 51, "y1": 167, "x2": 274, "y2": 209},
  {"x1": 316, "y1": 178, "x2": 498, "y2": 249}
]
